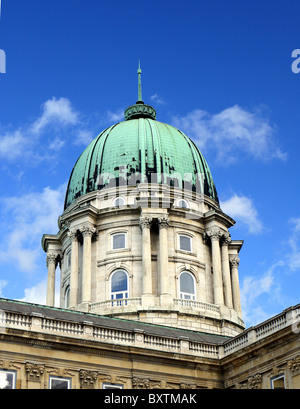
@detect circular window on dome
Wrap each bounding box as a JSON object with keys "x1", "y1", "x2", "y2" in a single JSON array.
[
  {"x1": 177, "y1": 199, "x2": 189, "y2": 209},
  {"x1": 112, "y1": 197, "x2": 125, "y2": 207}
]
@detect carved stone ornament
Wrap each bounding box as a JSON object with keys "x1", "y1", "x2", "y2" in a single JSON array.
[
  {"x1": 221, "y1": 231, "x2": 232, "y2": 245},
  {"x1": 80, "y1": 225, "x2": 96, "y2": 237},
  {"x1": 158, "y1": 216, "x2": 170, "y2": 229},
  {"x1": 206, "y1": 228, "x2": 223, "y2": 241},
  {"x1": 248, "y1": 374, "x2": 262, "y2": 389},
  {"x1": 288, "y1": 356, "x2": 300, "y2": 374},
  {"x1": 79, "y1": 369, "x2": 98, "y2": 389},
  {"x1": 230, "y1": 257, "x2": 240, "y2": 268},
  {"x1": 25, "y1": 363, "x2": 45, "y2": 382},
  {"x1": 132, "y1": 377, "x2": 150, "y2": 389},
  {"x1": 139, "y1": 216, "x2": 152, "y2": 229},
  {"x1": 68, "y1": 229, "x2": 78, "y2": 241}
]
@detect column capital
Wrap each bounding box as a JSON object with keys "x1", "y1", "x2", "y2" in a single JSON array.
[
  {"x1": 68, "y1": 229, "x2": 79, "y2": 241},
  {"x1": 80, "y1": 224, "x2": 96, "y2": 238},
  {"x1": 206, "y1": 228, "x2": 223, "y2": 241},
  {"x1": 230, "y1": 257, "x2": 240, "y2": 268},
  {"x1": 158, "y1": 216, "x2": 170, "y2": 229},
  {"x1": 139, "y1": 216, "x2": 152, "y2": 229},
  {"x1": 46, "y1": 253, "x2": 61, "y2": 267},
  {"x1": 221, "y1": 231, "x2": 232, "y2": 246}
]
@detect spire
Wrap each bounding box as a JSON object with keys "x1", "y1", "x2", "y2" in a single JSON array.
[
  {"x1": 124, "y1": 64, "x2": 156, "y2": 121},
  {"x1": 137, "y1": 61, "x2": 144, "y2": 104}
]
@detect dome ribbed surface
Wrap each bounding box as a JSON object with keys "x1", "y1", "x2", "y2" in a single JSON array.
[{"x1": 64, "y1": 118, "x2": 219, "y2": 209}]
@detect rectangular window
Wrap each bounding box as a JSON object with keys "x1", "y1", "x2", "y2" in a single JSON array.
[
  {"x1": 49, "y1": 376, "x2": 71, "y2": 389},
  {"x1": 112, "y1": 233, "x2": 126, "y2": 250},
  {"x1": 179, "y1": 235, "x2": 191, "y2": 252},
  {"x1": 271, "y1": 375, "x2": 285, "y2": 389},
  {"x1": 103, "y1": 383, "x2": 124, "y2": 389},
  {"x1": 67, "y1": 251, "x2": 71, "y2": 268},
  {"x1": 0, "y1": 370, "x2": 16, "y2": 389}
]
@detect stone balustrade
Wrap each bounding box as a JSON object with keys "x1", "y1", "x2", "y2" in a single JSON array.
[{"x1": 0, "y1": 302, "x2": 299, "y2": 359}]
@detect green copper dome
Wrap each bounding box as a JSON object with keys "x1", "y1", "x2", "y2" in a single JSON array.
[
  {"x1": 64, "y1": 65, "x2": 218, "y2": 210},
  {"x1": 64, "y1": 117, "x2": 219, "y2": 209}
]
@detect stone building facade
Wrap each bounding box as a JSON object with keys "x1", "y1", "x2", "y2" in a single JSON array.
[{"x1": 0, "y1": 70, "x2": 299, "y2": 389}]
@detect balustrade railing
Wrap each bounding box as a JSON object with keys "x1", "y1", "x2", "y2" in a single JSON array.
[{"x1": 0, "y1": 302, "x2": 298, "y2": 359}]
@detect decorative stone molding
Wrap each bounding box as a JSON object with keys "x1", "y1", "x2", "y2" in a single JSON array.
[
  {"x1": 288, "y1": 356, "x2": 300, "y2": 374},
  {"x1": 221, "y1": 231, "x2": 232, "y2": 245},
  {"x1": 139, "y1": 216, "x2": 152, "y2": 229},
  {"x1": 46, "y1": 253, "x2": 57, "y2": 267},
  {"x1": 157, "y1": 216, "x2": 170, "y2": 229},
  {"x1": 67, "y1": 230, "x2": 79, "y2": 241},
  {"x1": 206, "y1": 228, "x2": 223, "y2": 242},
  {"x1": 79, "y1": 369, "x2": 98, "y2": 389},
  {"x1": 80, "y1": 225, "x2": 96, "y2": 238},
  {"x1": 230, "y1": 257, "x2": 240, "y2": 268},
  {"x1": 46, "y1": 253, "x2": 62, "y2": 268},
  {"x1": 248, "y1": 374, "x2": 262, "y2": 389},
  {"x1": 25, "y1": 363, "x2": 45, "y2": 382},
  {"x1": 132, "y1": 377, "x2": 150, "y2": 389},
  {"x1": 238, "y1": 373, "x2": 262, "y2": 389}
]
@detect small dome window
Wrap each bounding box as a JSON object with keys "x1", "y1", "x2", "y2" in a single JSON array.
[
  {"x1": 113, "y1": 197, "x2": 125, "y2": 207},
  {"x1": 177, "y1": 199, "x2": 189, "y2": 209}
]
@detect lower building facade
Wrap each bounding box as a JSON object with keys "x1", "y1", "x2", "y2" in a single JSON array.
[{"x1": 0, "y1": 298, "x2": 299, "y2": 389}]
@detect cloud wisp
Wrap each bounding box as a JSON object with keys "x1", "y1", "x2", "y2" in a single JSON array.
[
  {"x1": 220, "y1": 193, "x2": 263, "y2": 234},
  {"x1": 172, "y1": 105, "x2": 287, "y2": 165},
  {"x1": 0, "y1": 183, "x2": 66, "y2": 274}
]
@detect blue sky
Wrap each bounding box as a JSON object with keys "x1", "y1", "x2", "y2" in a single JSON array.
[{"x1": 0, "y1": 0, "x2": 299, "y2": 328}]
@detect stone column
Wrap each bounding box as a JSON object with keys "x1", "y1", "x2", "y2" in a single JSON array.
[
  {"x1": 46, "y1": 253, "x2": 58, "y2": 307},
  {"x1": 158, "y1": 216, "x2": 172, "y2": 306},
  {"x1": 68, "y1": 230, "x2": 79, "y2": 308},
  {"x1": 81, "y1": 225, "x2": 96, "y2": 308},
  {"x1": 230, "y1": 257, "x2": 242, "y2": 316},
  {"x1": 221, "y1": 233, "x2": 233, "y2": 309},
  {"x1": 140, "y1": 216, "x2": 153, "y2": 303},
  {"x1": 207, "y1": 228, "x2": 224, "y2": 305}
]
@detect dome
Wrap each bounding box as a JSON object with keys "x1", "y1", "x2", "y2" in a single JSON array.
[
  {"x1": 64, "y1": 65, "x2": 219, "y2": 209},
  {"x1": 64, "y1": 116, "x2": 219, "y2": 209}
]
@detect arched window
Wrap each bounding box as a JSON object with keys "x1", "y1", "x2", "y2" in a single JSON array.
[
  {"x1": 64, "y1": 286, "x2": 70, "y2": 308},
  {"x1": 113, "y1": 197, "x2": 125, "y2": 207},
  {"x1": 177, "y1": 199, "x2": 189, "y2": 209},
  {"x1": 110, "y1": 269, "x2": 129, "y2": 303},
  {"x1": 179, "y1": 272, "x2": 196, "y2": 300}
]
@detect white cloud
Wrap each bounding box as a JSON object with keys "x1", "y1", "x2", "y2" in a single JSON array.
[
  {"x1": 31, "y1": 97, "x2": 79, "y2": 134},
  {"x1": 106, "y1": 109, "x2": 124, "y2": 123},
  {"x1": 20, "y1": 280, "x2": 48, "y2": 305},
  {"x1": 286, "y1": 217, "x2": 300, "y2": 271},
  {"x1": 0, "y1": 129, "x2": 31, "y2": 160},
  {"x1": 172, "y1": 105, "x2": 287, "y2": 164},
  {"x1": 74, "y1": 129, "x2": 94, "y2": 146},
  {"x1": 0, "y1": 183, "x2": 67, "y2": 273},
  {"x1": 240, "y1": 261, "x2": 283, "y2": 326},
  {"x1": 150, "y1": 94, "x2": 165, "y2": 105},
  {"x1": 0, "y1": 280, "x2": 7, "y2": 297},
  {"x1": 0, "y1": 97, "x2": 81, "y2": 161},
  {"x1": 220, "y1": 193, "x2": 263, "y2": 234},
  {"x1": 20, "y1": 278, "x2": 60, "y2": 306}
]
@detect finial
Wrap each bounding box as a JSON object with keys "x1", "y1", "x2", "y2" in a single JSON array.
[
  {"x1": 124, "y1": 63, "x2": 156, "y2": 120},
  {"x1": 137, "y1": 61, "x2": 144, "y2": 104}
]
